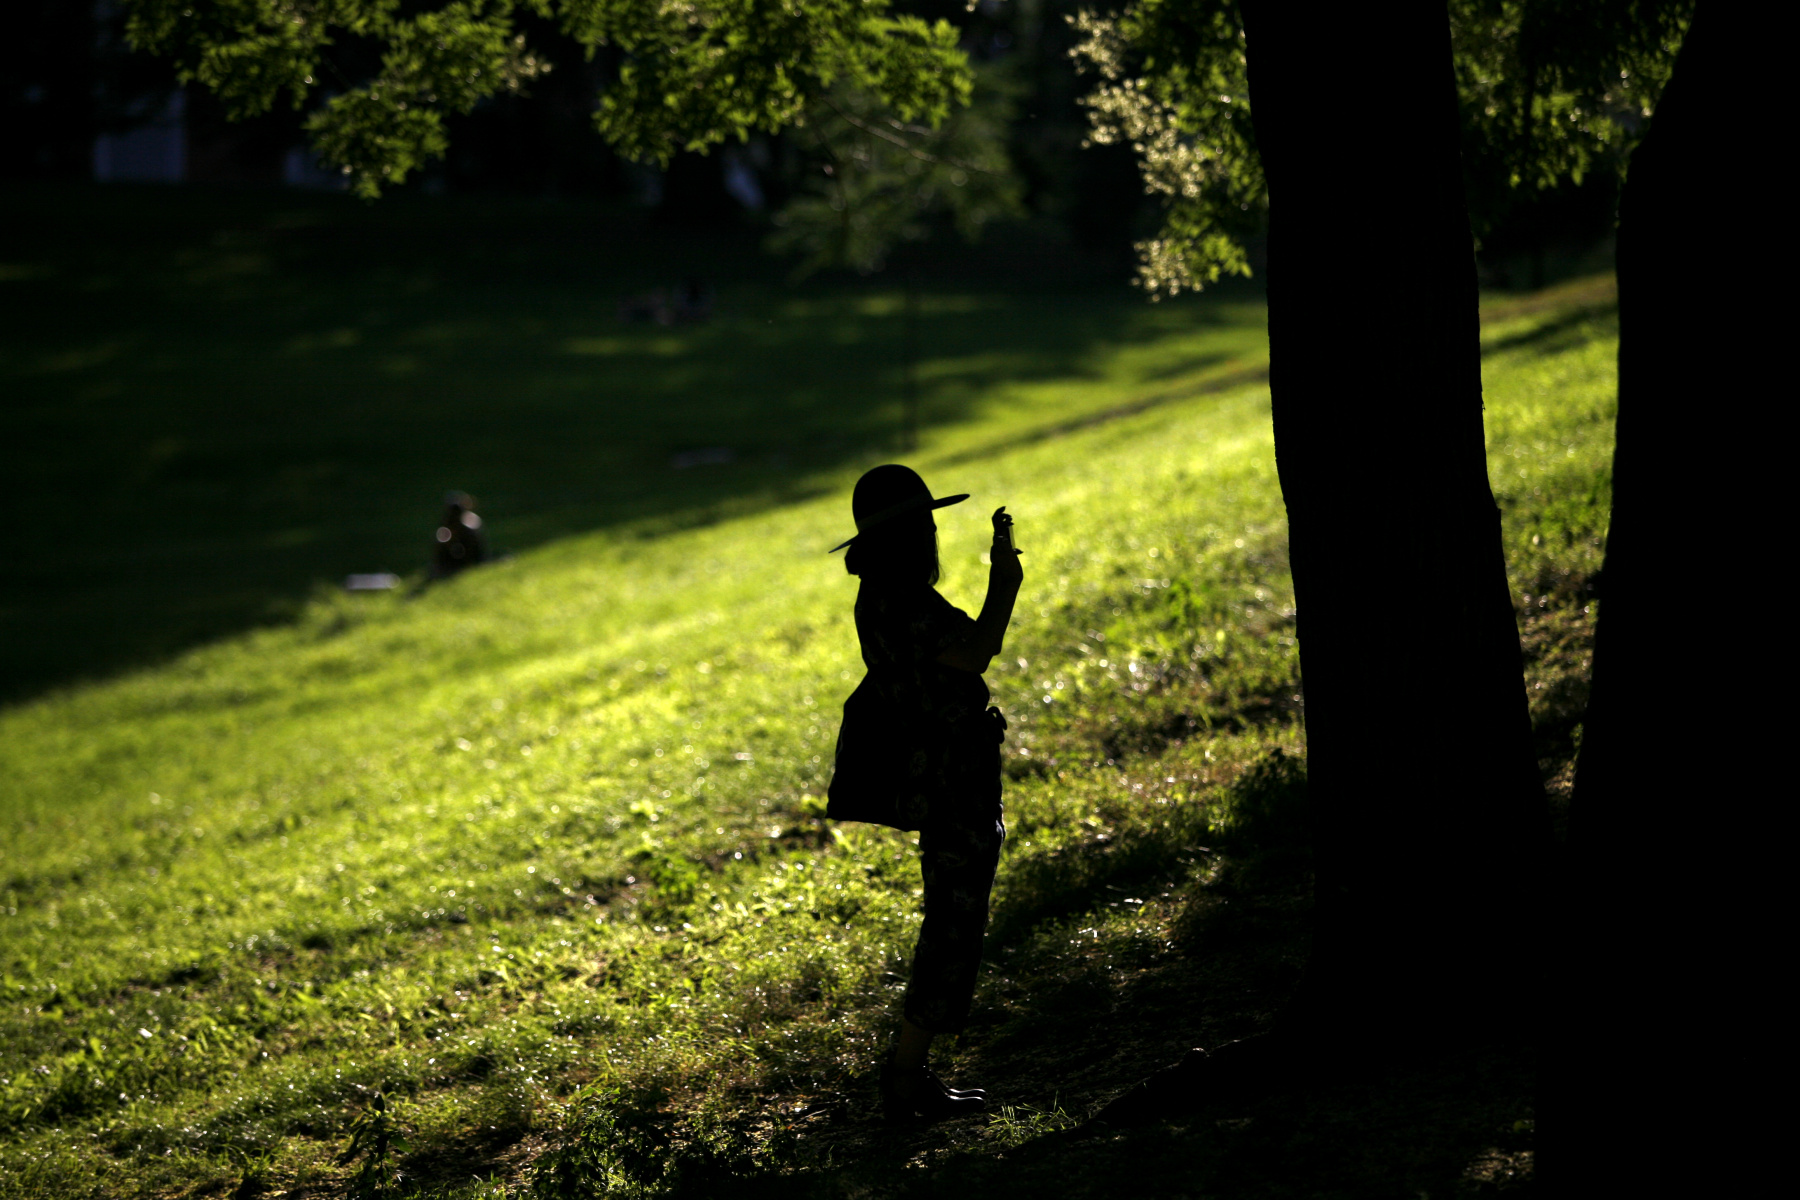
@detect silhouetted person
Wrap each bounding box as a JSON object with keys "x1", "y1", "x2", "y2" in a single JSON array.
[
  {"x1": 826, "y1": 464, "x2": 1023, "y2": 1120},
  {"x1": 430, "y1": 492, "x2": 487, "y2": 581}
]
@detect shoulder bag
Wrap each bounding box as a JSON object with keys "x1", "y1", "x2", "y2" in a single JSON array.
[{"x1": 825, "y1": 673, "x2": 921, "y2": 831}]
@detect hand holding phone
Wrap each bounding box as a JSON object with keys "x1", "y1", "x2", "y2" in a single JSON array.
[
  {"x1": 992, "y1": 506, "x2": 1018, "y2": 549},
  {"x1": 990, "y1": 506, "x2": 1023, "y2": 588}
]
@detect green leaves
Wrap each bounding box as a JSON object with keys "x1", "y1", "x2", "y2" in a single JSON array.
[
  {"x1": 581, "y1": 0, "x2": 969, "y2": 166},
  {"x1": 124, "y1": 0, "x2": 975, "y2": 199},
  {"x1": 1072, "y1": 0, "x2": 1692, "y2": 294},
  {"x1": 1069, "y1": 2, "x2": 1262, "y2": 298},
  {"x1": 300, "y1": 4, "x2": 553, "y2": 199},
  {"x1": 844, "y1": 15, "x2": 972, "y2": 127},
  {"x1": 1449, "y1": 0, "x2": 1692, "y2": 239},
  {"x1": 124, "y1": 0, "x2": 352, "y2": 118},
  {"x1": 767, "y1": 69, "x2": 1020, "y2": 275},
  {"x1": 338, "y1": 1089, "x2": 410, "y2": 1198},
  {"x1": 306, "y1": 94, "x2": 447, "y2": 200}
]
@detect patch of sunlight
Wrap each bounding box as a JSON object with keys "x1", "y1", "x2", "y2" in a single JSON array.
[{"x1": 849, "y1": 293, "x2": 992, "y2": 318}]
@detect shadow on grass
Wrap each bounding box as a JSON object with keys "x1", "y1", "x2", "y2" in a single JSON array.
[
  {"x1": 1482, "y1": 300, "x2": 1618, "y2": 356},
  {"x1": 867, "y1": 1042, "x2": 1535, "y2": 1200},
  {"x1": 588, "y1": 792, "x2": 1530, "y2": 1198},
  {"x1": 511, "y1": 751, "x2": 1528, "y2": 1197},
  {"x1": 0, "y1": 183, "x2": 1266, "y2": 705}
]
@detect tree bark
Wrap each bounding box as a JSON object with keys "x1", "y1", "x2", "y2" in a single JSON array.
[
  {"x1": 1237, "y1": 0, "x2": 1545, "y2": 1050},
  {"x1": 1540, "y1": 3, "x2": 1774, "y2": 1190}
]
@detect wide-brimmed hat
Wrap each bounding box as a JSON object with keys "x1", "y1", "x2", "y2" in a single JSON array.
[{"x1": 830, "y1": 464, "x2": 968, "y2": 552}]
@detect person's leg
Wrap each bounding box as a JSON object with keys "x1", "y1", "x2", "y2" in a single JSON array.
[
  {"x1": 893, "y1": 1016, "x2": 935, "y2": 1072},
  {"x1": 884, "y1": 740, "x2": 1004, "y2": 1117},
  {"x1": 885, "y1": 811, "x2": 1000, "y2": 1117},
  {"x1": 900, "y1": 809, "x2": 1004, "y2": 1037},
  {"x1": 890, "y1": 787, "x2": 1003, "y2": 1122}
]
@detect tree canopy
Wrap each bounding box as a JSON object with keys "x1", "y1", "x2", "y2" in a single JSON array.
[
  {"x1": 766, "y1": 74, "x2": 1021, "y2": 274},
  {"x1": 1073, "y1": 0, "x2": 1693, "y2": 294},
  {"x1": 124, "y1": 0, "x2": 974, "y2": 200},
  {"x1": 124, "y1": 1, "x2": 1687, "y2": 282}
]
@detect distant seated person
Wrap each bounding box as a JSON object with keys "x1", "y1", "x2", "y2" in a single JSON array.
[
  {"x1": 619, "y1": 287, "x2": 672, "y2": 326},
  {"x1": 618, "y1": 278, "x2": 711, "y2": 326},
  {"x1": 431, "y1": 492, "x2": 488, "y2": 580},
  {"x1": 673, "y1": 276, "x2": 712, "y2": 323}
]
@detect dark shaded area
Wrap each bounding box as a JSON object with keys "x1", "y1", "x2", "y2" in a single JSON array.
[
  {"x1": 0, "y1": 2, "x2": 175, "y2": 181},
  {"x1": 1475, "y1": 172, "x2": 1620, "y2": 292},
  {"x1": 1542, "y1": 4, "x2": 1775, "y2": 1192},
  {"x1": 0, "y1": 183, "x2": 1256, "y2": 704}
]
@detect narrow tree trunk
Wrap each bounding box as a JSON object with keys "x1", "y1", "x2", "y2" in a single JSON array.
[
  {"x1": 1541, "y1": 4, "x2": 1773, "y2": 1190},
  {"x1": 1238, "y1": 0, "x2": 1545, "y2": 1050}
]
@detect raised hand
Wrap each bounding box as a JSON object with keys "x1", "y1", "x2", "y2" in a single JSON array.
[
  {"x1": 990, "y1": 506, "x2": 1023, "y2": 590},
  {"x1": 937, "y1": 506, "x2": 1024, "y2": 672}
]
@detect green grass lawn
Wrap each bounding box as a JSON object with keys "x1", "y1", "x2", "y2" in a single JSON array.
[
  {"x1": 0, "y1": 183, "x2": 1267, "y2": 704},
  {"x1": 1, "y1": 187, "x2": 1617, "y2": 1198}
]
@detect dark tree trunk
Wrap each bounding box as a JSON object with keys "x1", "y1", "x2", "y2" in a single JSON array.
[
  {"x1": 1237, "y1": 0, "x2": 1545, "y2": 1050},
  {"x1": 1540, "y1": 4, "x2": 1773, "y2": 1191}
]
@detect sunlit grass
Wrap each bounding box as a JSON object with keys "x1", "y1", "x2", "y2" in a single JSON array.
[
  {"x1": 0, "y1": 268, "x2": 1617, "y2": 1196},
  {"x1": 0, "y1": 184, "x2": 1272, "y2": 703}
]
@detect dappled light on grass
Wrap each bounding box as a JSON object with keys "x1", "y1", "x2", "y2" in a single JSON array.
[
  {"x1": 0, "y1": 275, "x2": 1614, "y2": 1196},
  {"x1": 0, "y1": 184, "x2": 1269, "y2": 704},
  {"x1": 0, "y1": 372, "x2": 1296, "y2": 1194}
]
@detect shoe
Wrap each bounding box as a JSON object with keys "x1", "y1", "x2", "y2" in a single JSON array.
[
  {"x1": 881, "y1": 1062, "x2": 988, "y2": 1122},
  {"x1": 924, "y1": 1065, "x2": 986, "y2": 1101}
]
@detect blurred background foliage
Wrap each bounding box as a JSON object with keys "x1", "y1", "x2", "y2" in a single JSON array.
[
  {"x1": 5, "y1": 0, "x2": 1673, "y2": 286},
  {"x1": 766, "y1": 71, "x2": 1022, "y2": 276}
]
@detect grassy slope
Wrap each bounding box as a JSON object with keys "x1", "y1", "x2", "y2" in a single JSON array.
[
  {"x1": 1, "y1": 211, "x2": 1617, "y2": 1197},
  {"x1": 0, "y1": 183, "x2": 1265, "y2": 703}
]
